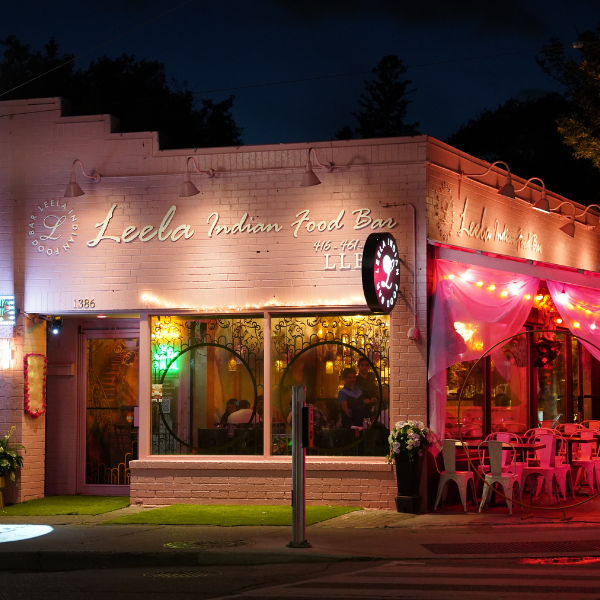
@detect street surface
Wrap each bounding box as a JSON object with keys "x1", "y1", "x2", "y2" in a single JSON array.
[{"x1": 2, "y1": 559, "x2": 600, "y2": 600}]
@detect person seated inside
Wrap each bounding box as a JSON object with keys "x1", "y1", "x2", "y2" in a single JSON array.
[
  {"x1": 227, "y1": 399, "x2": 254, "y2": 424},
  {"x1": 337, "y1": 367, "x2": 365, "y2": 428},
  {"x1": 355, "y1": 357, "x2": 378, "y2": 420},
  {"x1": 219, "y1": 398, "x2": 239, "y2": 426}
]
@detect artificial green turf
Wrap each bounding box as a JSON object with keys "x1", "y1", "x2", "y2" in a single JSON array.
[
  {"x1": 104, "y1": 504, "x2": 360, "y2": 526},
  {"x1": 0, "y1": 495, "x2": 130, "y2": 516}
]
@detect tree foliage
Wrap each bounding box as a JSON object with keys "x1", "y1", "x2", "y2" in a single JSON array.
[
  {"x1": 0, "y1": 36, "x2": 242, "y2": 149},
  {"x1": 537, "y1": 25, "x2": 600, "y2": 172},
  {"x1": 337, "y1": 55, "x2": 419, "y2": 139},
  {"x1": 446, "y1": 93, "x2": 600, "y2": 205}
]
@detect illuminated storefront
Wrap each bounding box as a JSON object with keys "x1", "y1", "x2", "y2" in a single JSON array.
[{"x1": 3, "y1": 96, "x2": 600, "y2": 508}]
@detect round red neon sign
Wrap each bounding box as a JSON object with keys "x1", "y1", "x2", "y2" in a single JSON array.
[{"x1": 362, "y1": 232, "x2": 400, "y2": 313}]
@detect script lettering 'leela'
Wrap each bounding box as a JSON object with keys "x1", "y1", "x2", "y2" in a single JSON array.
[{"x1": 87, "y1": 204, "x2": 194, "y2": 247}]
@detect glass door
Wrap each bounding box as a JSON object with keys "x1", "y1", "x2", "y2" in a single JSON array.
[{"x1": 81, "y1": 332, "x2": 139, "y2": 493}]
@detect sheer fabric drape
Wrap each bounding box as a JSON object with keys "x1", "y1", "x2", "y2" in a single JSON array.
[
  {"x1": 547, "y1": 280, "x2": 600, "y2": 362},
  {"x1": 428, "y1": 259, "x2": 539, "y2": 437}
]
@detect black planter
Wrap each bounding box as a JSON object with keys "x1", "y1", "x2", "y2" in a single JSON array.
[{"x1": 394, "y1": 453, "x2": 422, "y2": 513}]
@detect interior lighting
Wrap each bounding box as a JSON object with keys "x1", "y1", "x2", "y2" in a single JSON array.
[
  {"x1": 536, "y1": 295, "x2": 544, "y2": 301},
  {"x1": 556, "y1": 318, "x2": 563, "y2": 324},
  {"x1": 49, "y1": 316, "x2": 62, "y2": 335},
  {"x1": 299, "y1": 147, "x2": 333, "y2": 187},
  {"x1": 227, "y1": 356, "x2": 238, "y2": 372},
  {"x1": 525, "y1": 295, "x2": 531, "y2": 300},
  {"x1": 64, "y1": 160, "x2": 101, "y2": 197},
  {"x1": 325, "y1": 360, "x2": 334, "y2": 374},
  {"x1": 465, "y1": 160, "x2": 515, "y2": 198},
  {"x1": 179, "y1": 157, "x2": 215, "y2": 197}
]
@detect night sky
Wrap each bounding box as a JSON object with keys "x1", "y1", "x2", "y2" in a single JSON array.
[{"x1": 2, "y1": 0, "x2": 599, "y2": 146}]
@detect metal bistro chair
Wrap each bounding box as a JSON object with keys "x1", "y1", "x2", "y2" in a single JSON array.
[
  {"x1": 521, "y1": 433, "x2": 575, "y2": 504},
  {"x1": 478, "y1": 440, "x2": 522, "y2": 516},
  {"x1": 571, "y1": 430, "x2": 600, "y2": 495},
  {"x1": 434, "y1": 439, "x2": 477, "y2": 513},
  {"x1": 477, "y1": 433, "x2": 523, "y2": 491},
  {"x1": 580, "y1": 420, "x2": 600, "y2": 432}
]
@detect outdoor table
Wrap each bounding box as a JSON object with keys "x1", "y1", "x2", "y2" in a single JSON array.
[
  {"x1": 563, "y1": 436, "x2": 597, "y2": 464},
  {"x1": 477, "y1": 441, "x2": 546, "y2": 463}
]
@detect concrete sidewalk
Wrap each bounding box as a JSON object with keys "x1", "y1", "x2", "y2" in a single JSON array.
[{"x1": 2, "y1": 499, "x2": 600, "y2": 571}]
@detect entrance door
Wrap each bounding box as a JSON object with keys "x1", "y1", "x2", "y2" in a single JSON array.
[{"x1": 80, "y1": 331, "x2": 139, "y2": 494}]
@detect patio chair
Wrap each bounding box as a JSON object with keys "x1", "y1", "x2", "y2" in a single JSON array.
[
  {"x1": 434, "y1": 439, "x2": 477, "y2": 513},
  {"x1": 556, "y1": 423, "x2": 584, "y2": 436},
  {"x1": 580, "y1": 420, "x2": 600, "y2": 431},
  {"x1": 571, "y1": 430, "x2": 600, "y2": 495},
  {"x1": 521, "y1": 433, "x2": 574, "y2": 504},
  {"x1": 478, "y1": 440, "x2": 522, "y2": 515},
  {"x1": 477, "y1": 433, "x2": 524, "y2": 488}
]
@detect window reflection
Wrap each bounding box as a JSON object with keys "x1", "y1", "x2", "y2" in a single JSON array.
[
  {"x1": 151, "y1": 316, "x2": 264, "y2": 455},
  {"x1": 272, "y1": 315, "x2": 390, "y2": 457},
  {"x1": 535, "y1": 332, "x2": 566, "y2": 425},
  {"x1": 490, "y1": 330, "x2": 528, "y2": 434},
  {"x1": 446, "y1": 360, "x2": 484, "y2": 439}
]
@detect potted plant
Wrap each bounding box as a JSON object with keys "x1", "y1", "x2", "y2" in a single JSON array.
[
  {"x1": 0, "y1": 426, "x2": 25, "y2": 509},
  {"x1": 387, "y1": 420, "x2": 432, "y2": 513}
]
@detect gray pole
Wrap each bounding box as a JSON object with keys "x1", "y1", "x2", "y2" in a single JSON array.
[{"x1": 287, "y1": 385, "x2": 311, "y2": 548}]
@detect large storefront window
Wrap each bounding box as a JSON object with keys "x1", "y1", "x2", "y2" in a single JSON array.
[
  {"x1": 271, "y1": 314, "x2": 390, "y2": 457},
  {"x1": 151, "y1": 316, "x2": 264, "y2": 455},
  {"x1": 446, "y1": 328, "x2": 592, "y2": 439}
]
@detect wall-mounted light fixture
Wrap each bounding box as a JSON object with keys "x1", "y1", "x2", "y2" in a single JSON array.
[
  {"x1": 49, "y1": 316, "x2": 62, "y2": 335},
  {"x1": 574, "y1": 203, "x2": 600, "y2": 234},
  {"x1": 299, "y1": 147, "x2": 334, "y2": 187},
  {"x1": 514, "y1": 177, "x2": 549, "y2": 212},
  {"x1": 64, "y1": 160, "x2": 101, "y2": 197},
  {"x1": 464, "y1": 160, "x2": 515, "y2": 198},
  {"x1": 179, "y1": 157, "x2": 215, "y2": 197}
]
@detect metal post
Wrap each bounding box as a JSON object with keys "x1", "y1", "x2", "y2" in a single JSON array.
[{"x1": 287, "y1": 385, "x2": 311, "y2": 548}]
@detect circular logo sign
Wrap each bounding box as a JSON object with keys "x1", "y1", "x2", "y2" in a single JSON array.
[
  {"x1": 28, "y1": 200, "x2": 78, "y2": 257},
  {"x1": 362, "y1": 232, "x2": 400, "y2": 313}
]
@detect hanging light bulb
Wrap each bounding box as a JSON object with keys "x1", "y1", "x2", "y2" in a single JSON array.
[
  {"x1": 325, "y1": 360, "x2": 334, "y2": 374},
  {"x1": 228, "y1": 356, "x2": 237, "y2": 371}
]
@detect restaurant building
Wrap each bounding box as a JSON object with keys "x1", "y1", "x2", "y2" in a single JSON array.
[{"x1": 1, "y1": 96, "x2": 600, "y2": 509}]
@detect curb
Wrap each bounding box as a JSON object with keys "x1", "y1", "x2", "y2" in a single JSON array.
[{"x1": 0, "y1": 551, "x2": 379, "y2": 572}]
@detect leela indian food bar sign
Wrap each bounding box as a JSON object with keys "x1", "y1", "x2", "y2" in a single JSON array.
[
  {"x1": 29, "y1": 202, "x2": 398, "y2": 272},
  {"x1": 433, "y1": 182, "x2": 543, "y2": 254}
]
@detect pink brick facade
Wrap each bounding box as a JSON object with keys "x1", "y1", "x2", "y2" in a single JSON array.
[{"x1": 1, "y1": 96, "x2": 598, "y2": 509}]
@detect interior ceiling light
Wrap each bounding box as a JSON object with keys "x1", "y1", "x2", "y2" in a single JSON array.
[
  {"x1": 179, "y1": 157, "x2": 215, "y2": 197},
  {"x1": 299, "y1": 147, "x2": 333, "y2": 187},
  {"x1": 465, "y1": 160, "x2": 515, "y2": 198},
  {"x1": 64, "y1": 160, "x2": 101, "y2": 197}
]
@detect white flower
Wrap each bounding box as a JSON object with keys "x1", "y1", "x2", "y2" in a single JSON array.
[{"x1": 392, "y1": 442, "x2": 400, "y2": 453}]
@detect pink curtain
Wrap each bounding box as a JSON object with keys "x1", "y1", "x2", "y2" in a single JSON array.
[
  {"x1": 547, "y1": 280, "x2": 600, "y2": 363},
  {"x1": 428, "y1": 259, "x2": 539, "y2": 438}
]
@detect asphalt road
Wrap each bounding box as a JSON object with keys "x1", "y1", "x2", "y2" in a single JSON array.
[{"x1": 2, "y1": 558, "x2": 600, "y2": 600}]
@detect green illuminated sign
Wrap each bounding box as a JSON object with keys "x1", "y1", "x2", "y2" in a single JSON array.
[
  {"x1": 0, "y1": 296, "x2": 16, "y2": 326},
  {"x1": 153, "y1": 345, "x2": 179, "y2": 372}
]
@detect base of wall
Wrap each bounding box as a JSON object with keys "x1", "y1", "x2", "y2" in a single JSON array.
[{"x1": 130, "y1": 459, "x2": 397, "y2": 509}]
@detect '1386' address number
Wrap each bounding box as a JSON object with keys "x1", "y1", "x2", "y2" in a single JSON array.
[{"x1": 73, "y1": 299, "x2": 96, "y2": 309}]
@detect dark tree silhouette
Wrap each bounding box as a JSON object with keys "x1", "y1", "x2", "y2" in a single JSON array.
[
  {"x1": 537, "y1": 24, "x2": 600, "y2": 172},
  {"x1": 446, "y1": 93, "x2": 600, "y2": 205},
  {"x1": 336, "y1": 55, "x2": 419, "y2": 140},
  {"x1": 0, "y1": 36, "x2": 242, "y2": 149}
]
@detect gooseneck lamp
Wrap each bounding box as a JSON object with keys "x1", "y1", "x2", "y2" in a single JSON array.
[
  {"x1": 465, "y1": 160, "x2": 515, "y2": 198},
  {"x1": 64, "y1": 160, "x2": 101, "y2": 197},
  {"x1": 179, "y1": 157, "x2": 215, "y2": 197}
]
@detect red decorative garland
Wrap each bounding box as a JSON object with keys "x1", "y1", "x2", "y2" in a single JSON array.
[{"x1": 23, "y1": 353, "x2": 47, "y2": 418}]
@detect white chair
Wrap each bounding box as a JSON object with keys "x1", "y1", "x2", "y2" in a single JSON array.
[
  {"x1": 556, "y1": 423, "x2": 583, "y2": 436},
  {"x1": 434, "y1": 439, "x2": 477, "y2": 513},
  {"x1": 572, "y1": 430, "x2": 600, "y2": 495},
  {"x1": 521, "y1": 433, "x2": 574, "y2": 504},
  {"x1": 477, "y1": 433, "x2": 524, "y2": 487},
  {"x1": 580, "y1": 420, "x2": 600, "y2": 431},
  {"x1": 478, "y1": 440, "x2": 522, "y2": 515}
]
